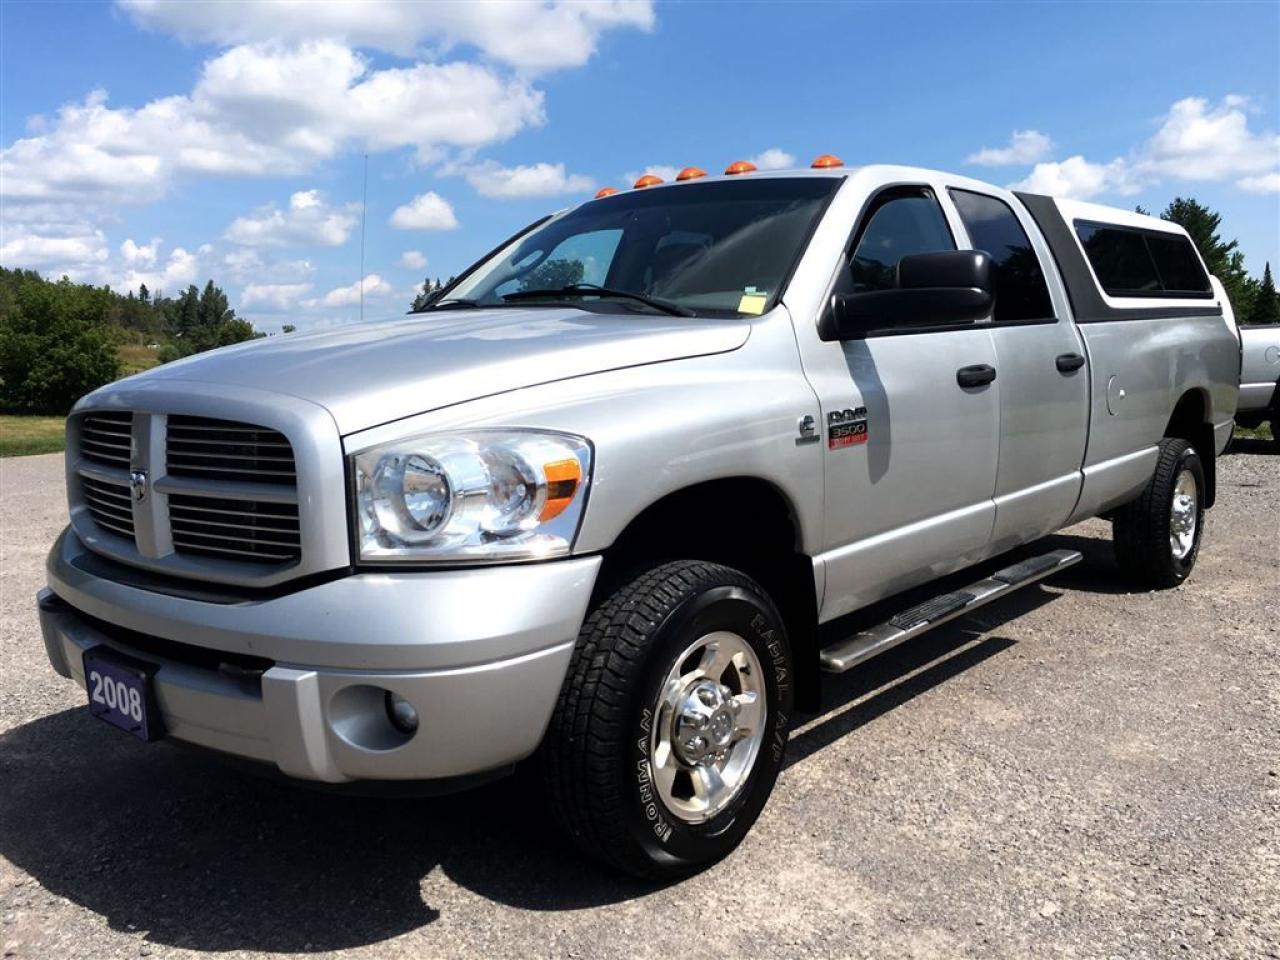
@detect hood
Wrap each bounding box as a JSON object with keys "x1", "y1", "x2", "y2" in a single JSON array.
[{"x1": 133, "y1": 308, "x2": 750, "y2": 434}]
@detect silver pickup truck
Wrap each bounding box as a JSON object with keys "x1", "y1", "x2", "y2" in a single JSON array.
[
  {"x1": 1237, "y1": 323, "x2": 1280, "y2": 445},
  {"x1": 38, "y1": 160, "x2": 1239, "y2": 878}
]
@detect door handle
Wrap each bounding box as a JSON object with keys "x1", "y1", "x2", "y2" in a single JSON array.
[
  {"x1": 1056, "y1": 352, "x2": 1086, "y2": 373},
  {"x1": 956, "y1": 364, "x2": 997, "y2": 388}
]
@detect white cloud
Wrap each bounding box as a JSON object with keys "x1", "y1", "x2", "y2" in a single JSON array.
[
  {"x1": 241, "y1": 282, "x2": 312, "y2": 310},
  {"x1": 0, "y1": 42, "x2": 546, "y2": 216},
  {"x1": 465, "y1": 161, "x2": 594, "y2": 198},
  {"x1": 1004, "y1": 96, "x2": 1278, "y2": 201},
  {"x1": 118, "y1": 244, "x2": 202, "y2": 295},
  {"x1": 749, "y1": 148, "x2": 796, "y2": 170},
  {"x1": 1138, "y1": 95, "x2": 1279, "y2": 181},
  {"x1": 398, "y1": 250, "x2": 428, "y2": 270},
  {"x1": 0, "y1": 223, "x2": 109, "y2": 275},
  {"x1": 965, "y1": 130, "x2": 1053, "y2": 167},
  {"x1": 120, "y1": 237, "x2": 159, "y2": 267},
  {"x1": 1011, "y1": 156, "x2": 1139, "y2": 200},
  {"x1": 1238, "y1": 172, "x2": 1280, "y2": 193},
  {"x1": 118, "y1": 0, "x2": 655, "y2": 72},
  {"x1": 622, "y1": 164, "x2": 681, "y2": 185},
  {"x1": 308, "y1": 273, "x2": 393, "y2": 308},
  {"x1": 389, "y1": 192, "x2": 458, "y2": 230},
  {"x1": 225, "y1": 189, "x2": 359, "y2": 247}
]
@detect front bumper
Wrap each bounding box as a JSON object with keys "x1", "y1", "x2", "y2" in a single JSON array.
[{"x1": 40, "y1": 529, "x2": 601, "y2": 783}]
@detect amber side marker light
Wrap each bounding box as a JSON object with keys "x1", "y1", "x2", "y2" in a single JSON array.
[
  {"x1": 633, "y1": 174, "x2": 664, "y2": 188},
  {"x1": 539, "y1": 458, "x2": 583, "y2": 521},
  {"x1": 811, "y1": 153, "x2": 844, "y2": 169},
  {"x1": 724, "y1": 160, "x2": 757, "y2": 175},
  {"x1": 676, "y1": 166, "x2": 707, "y2": 181},
  {"x1": 594, "y1": 186, "x2": 620, "y2": 199}
]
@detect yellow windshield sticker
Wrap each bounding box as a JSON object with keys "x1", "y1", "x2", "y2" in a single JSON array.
[{"x1": 737, "y1": 293, "x2": 768, "y2": 315}]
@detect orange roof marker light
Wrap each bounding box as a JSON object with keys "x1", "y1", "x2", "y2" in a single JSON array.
[
  {"x1": 594, "y1": 186, "x2": 620, "y2": 199},
  {"x1": 633, "y1": 174, "x2": 664, "y2": 188},
  {"x1": 811, "y1": 153, "x2": 844, "y2": 169},
  {"x1": 724, "y1": 160, "x2": 757, "y2": 176},
  {"x1": 676, "y1": 166, "x2": 707, "y2": 181}
]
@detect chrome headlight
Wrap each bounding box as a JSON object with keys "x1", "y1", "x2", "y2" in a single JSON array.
[{"x1": 352, "y1": 430, "x2": 591, "y2": 564}]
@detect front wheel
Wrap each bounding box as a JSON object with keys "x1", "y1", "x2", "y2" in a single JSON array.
[
  {"x1": 541, "y1": 560, "x2": 793, "y2": 878},
  {"x1": 1112, "y1": 437, "x2": 1205, "y2": 589}
]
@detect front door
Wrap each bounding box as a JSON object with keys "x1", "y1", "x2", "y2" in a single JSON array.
[{"x1": 797, "y1": 185, "x2": 1001, "y2": 621}]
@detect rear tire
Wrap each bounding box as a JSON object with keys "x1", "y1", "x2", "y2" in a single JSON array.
[
  {"x1": 1112, "y1": 437, "x2": 1205, "y2": 589},
  {"x1": 541, "y1": 560, "x2": 793, "y2": 878}
]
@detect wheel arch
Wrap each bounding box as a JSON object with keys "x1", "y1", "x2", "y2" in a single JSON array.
[
  {"x1": 1164, "y1": 388, "x2": 1217, "y2": 507},
  {"x1": 593, "y1": 476, "x2": 823, "y2": 711}
]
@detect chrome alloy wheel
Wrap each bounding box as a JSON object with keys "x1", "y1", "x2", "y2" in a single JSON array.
[
  {"x1": 648, "y1": 631, "x2": 767, "y2": 824},
  {"x1": 1169, "y1": 468, "x2": 1198, "y2": 560}
]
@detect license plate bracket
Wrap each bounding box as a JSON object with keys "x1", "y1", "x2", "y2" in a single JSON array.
[{"x1": 82, "y1": 645, "x2": 164, "y2": 742}]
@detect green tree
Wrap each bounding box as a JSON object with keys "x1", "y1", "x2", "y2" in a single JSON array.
[
  {"x1": 282, "y1": 323, "x2": 296, "y2": 334},
  {"x1": 1160, "y1": 197, "x2": 1256, "y2": 318},
  {"x1": 1244, "y1": 262, "x2": 1280, "y2": 326},
  {"x1": 195, "y1": 279, "x2": 232, "y2": 331},
  {"x1": 0, "y1": 276, "x2": 122, "y2": 414}
]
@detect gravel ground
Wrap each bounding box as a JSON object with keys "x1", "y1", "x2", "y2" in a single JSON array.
[{"x1": 1, "y1": 445, "x2": 1277, "y2": 960}]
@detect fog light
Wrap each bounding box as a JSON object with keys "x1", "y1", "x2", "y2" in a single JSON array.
[{"x1": 384, "y1": 691, "x2": 419, "y2": 734}]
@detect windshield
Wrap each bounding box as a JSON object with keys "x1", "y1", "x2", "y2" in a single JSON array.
[{"x1": 439, "y1": 177, "x2": 841, "y2": 318}]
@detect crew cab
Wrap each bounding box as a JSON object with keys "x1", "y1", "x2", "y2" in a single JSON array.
[{"x1": 37, "y1": 159, "x2": 1239, "y2": 878}]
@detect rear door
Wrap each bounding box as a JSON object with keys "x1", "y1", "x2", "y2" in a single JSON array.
[{"x1": 946, "y1": 187, "x2": 1089, "y2": 548}]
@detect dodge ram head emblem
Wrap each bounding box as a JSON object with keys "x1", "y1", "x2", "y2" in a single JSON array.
[{"x1": 129, "y1": 469, "x2": 149, "y2": 503}]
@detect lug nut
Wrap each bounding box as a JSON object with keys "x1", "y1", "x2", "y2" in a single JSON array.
[{"x1": 698, "y1": 687, "x2": 717, "y2": 707}]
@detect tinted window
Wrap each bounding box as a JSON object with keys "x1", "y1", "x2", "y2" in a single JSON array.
[
  {"x1": 950, "y1": 189, "x2": 1054, "y2": 322},
  {"x1": 1146, "y1": 234, "x2": 1209, "y2": 293},
  {"x1": 849, "y1": 191, "x2": 955, "y2": 292},
  {"x1": 1075, "y1": 222, "x2": 1211, "y2": 297},
  {"x1": 448, "y1": 177, "x2": 840, "y2": 317}
]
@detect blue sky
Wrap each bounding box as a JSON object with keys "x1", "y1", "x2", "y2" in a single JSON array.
[{"x1": 2, "y1": 0, "x2": 1277, "y2": 332}]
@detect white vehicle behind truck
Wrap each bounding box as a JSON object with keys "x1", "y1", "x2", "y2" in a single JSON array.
[
  {"x1": 39, "y1": 157, "x2": 1239, "y2": 878},
  {"x1": 1236, "y1": 323, "x2": 1280, "y2": 445}
]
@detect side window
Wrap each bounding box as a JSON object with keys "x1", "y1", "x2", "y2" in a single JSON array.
[
  {"x1": 1075, "y1": 221, "x2": 1211, "y2": 297},
  {"x1": 950, "y1": 189, "x2": 1054, "y2": 322},
  {"x1": 848, "y1": 190, "x2": 955, "y2": 293}
]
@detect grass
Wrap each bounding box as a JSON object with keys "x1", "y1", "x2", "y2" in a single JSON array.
[
  {"x1": 0, "y1": 415, "x2": 66, "y2": 458},
  {"x1": 1235, "y1": 422, "x2": 1275, "y2": 442},
  {"x1": 118, "y1": 342, "x2": 162, "y2": 376}
]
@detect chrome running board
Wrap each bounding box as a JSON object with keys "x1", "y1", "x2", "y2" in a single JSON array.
[{"x1": 819, "y1": 549, "x2": 1082, "y2": 673}]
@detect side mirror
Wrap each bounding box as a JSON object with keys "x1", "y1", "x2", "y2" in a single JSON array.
[{"x1": 821, "y1": 250, "x2": 994, "y2": 340}]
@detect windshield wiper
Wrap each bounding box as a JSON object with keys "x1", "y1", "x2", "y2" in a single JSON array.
[
  {"x1": 502, "y1": 283, "x2": 695, "y2": 317},
  {"x1": 421, "y1": 297, "x2": 482, "y2": 311}
]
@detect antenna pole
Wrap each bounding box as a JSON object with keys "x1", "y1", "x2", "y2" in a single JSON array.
[{"x1": 359, "y1": 153, "x2": 368, "y2": 323}]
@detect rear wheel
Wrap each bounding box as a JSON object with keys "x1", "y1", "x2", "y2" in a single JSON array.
[
  {"x1": 541, "y1": 560, "x2": 793, "y2": 878},
  {"x1": 1112, "y1": 437, "x2": 1205, "y2": 589}
]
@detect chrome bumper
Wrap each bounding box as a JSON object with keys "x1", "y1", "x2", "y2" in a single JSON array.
[{"x1": 40, "y1": 529, "x2": 601, "y2": 783}]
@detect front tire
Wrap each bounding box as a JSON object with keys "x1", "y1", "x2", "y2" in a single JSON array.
[
  {"x1": 1112, "y1": 437, "x2": 1205, "y2": 589},
  {"x1": 541, "y1": 560, "x2": 793, "y2": 878}
]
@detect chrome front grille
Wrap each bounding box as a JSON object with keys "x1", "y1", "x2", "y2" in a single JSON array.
[
  {"x1": 169, "y1": 494, "x2": 301, "y2": 564},
  {"x1": 167, "y1": 416, "x2": 297, "y2": 485},
  {"x1": 80, "y1": 474, "x2": 136, "y2": 539},
  {"x1": 72, "y1": 410, "x2": 305, "y2": 575},
  {"x1": 79, "y1": 412, "x2": 133, "y2": 468}
]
